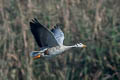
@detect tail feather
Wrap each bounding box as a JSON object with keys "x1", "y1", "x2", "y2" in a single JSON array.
[{"x1": 30, "y1": 51, "x2": 41, "y2": 57}]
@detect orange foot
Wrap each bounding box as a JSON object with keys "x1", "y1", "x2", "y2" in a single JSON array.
[{"x1": 33, "y1": 54, "x2": 41, "y2": 60}]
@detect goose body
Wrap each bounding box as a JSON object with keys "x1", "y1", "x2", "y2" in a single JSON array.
[{"x1": 30, "y1": 18, "x2": 86, "y2": 59}]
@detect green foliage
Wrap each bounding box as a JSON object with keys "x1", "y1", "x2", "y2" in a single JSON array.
[{"x1": 0, "y1": 0, "x2": 120, "y2": 80}]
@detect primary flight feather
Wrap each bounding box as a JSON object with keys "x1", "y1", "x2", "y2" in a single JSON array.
[{"x1": 30, "y1": 18, "x2": 86, "y2": 59}]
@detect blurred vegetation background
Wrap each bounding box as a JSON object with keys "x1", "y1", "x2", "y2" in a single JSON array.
[{"x1": 0, "y1": 0, "x2": 120, "y2": 80}]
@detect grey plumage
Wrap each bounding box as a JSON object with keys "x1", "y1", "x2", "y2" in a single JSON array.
[
  {"x1": 30, "y1": 18, "x2": 59, "y2": 47},
  {"x1": 51, "y1": 25, "x2": 64, "y2": 45},
  {"x1": 30, "y1": 18, "x2": 86, "y2": 59}
]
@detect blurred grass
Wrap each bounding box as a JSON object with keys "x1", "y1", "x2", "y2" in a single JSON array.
[{"x1": 0, "y1": 0, "x2": 120, "y2": 80}]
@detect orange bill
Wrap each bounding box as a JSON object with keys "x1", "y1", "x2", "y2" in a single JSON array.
[
  {"x1": 33, "y1": 54, "x2": 41, "y2": 60},
  {"x1": 82, "y1": 44, "x2": 87, "y2": 48}
]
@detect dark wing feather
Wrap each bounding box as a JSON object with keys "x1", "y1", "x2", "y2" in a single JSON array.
[
  {"x1": 30, "y1": 18, "x2": 59, "y2": 47},
  {"x1": 51, "y1": 25, "x2": 64, "y2": 45}
]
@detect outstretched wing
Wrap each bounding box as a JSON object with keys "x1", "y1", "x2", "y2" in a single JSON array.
[
  {"x1": 51, "y1": 24, "x2": 64, "y2": 45},
  {"x1": 30, "y1": 18, "x2": 59, "y2": 47}
]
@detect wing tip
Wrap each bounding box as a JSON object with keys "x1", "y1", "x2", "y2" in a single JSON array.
[
  {"x1": 30, "y1": 18, "x2": 40, "y2": 28},
  {"x1": 30, "y1": 18, "x2": 39, "y2": 23},
  {"x1": 54, "y1": 24, "x2": 63, "y2": 29}
]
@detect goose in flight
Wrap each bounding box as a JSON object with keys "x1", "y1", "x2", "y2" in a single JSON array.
[{"x1": 30, "y1": 18, "x2": 86, "y2": 59}]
